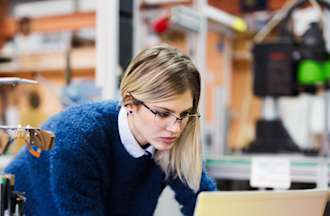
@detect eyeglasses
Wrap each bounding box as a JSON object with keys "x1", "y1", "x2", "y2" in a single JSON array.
[{"x1": 131, "y1": 97, "x2": 200, "y2": 128}]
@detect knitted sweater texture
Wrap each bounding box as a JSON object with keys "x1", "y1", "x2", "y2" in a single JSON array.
[{"x1": 5, "y1": 101, "x2": 216, "y2": 216}]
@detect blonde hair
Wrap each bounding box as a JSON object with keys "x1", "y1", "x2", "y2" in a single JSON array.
[{"x1": 120, "y1": 45, "x2": 202, "y2": 192}]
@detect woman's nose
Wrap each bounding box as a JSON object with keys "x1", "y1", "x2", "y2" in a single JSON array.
[{"x1": 166, "y1": 119, "x2": 181, "y2": 133}]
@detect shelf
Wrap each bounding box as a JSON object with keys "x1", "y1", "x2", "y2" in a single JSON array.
[
  {"x1": 206, "y1": 154, "x2": 330, "y2": 187},
  {"x1": 0, "y1": 47, "x2": 95, "y2": 78},
  {"x1": 3, "y1": 11, "x2": 95, "y2": 38},
  {"x1": 141, "y1": 0, "x2": 192, "y2": 9}
]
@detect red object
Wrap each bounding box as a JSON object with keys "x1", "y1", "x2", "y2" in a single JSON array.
[
  {"x1": 152, "y1": 16, "x2": 170, "y2": 33},
  {"x1": 269, "y1": 51, "x2": 286, "y2": 61}
]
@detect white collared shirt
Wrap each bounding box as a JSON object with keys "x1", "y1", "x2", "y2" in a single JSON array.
[{"x1": 118, "y1": 107, "x2": 155, "y2": 158}]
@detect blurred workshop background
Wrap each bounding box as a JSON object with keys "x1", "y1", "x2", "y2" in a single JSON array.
[{"x1": 1, "y1": 0, "x2": 330, "y2": 215}]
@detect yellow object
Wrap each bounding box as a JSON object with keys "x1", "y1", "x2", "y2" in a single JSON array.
[{"x1": 232, "y1": 18, "x2": 248, "y2": 32}]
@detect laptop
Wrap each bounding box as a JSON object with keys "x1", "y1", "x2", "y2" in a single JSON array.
[{"x1": 194, "y1": 189, "x2": 328, "y2": 216}]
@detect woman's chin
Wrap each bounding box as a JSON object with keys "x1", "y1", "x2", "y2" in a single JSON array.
[{"x1": 152, "y1": 141, "x2": 175, "y2": 151}]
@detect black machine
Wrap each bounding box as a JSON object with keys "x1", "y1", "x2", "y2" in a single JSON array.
[{"x1": 245, "y1": 0, "x2": 330, "y2": 155}]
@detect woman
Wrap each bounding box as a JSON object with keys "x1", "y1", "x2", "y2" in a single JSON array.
[{"x1": 5, "y1": 45, "x2": 217, "y2": 216}]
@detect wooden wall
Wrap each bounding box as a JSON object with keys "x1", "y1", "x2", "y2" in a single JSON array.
[
  {"x1": 229, "y1": 37, "x2": 261, "y2": 150},
  {"x1": 0, "y1": 0, "x2": 9, "y2": 48},
  {"x1": 208, "y1": 0, "x2": 287, "y2": 14}
]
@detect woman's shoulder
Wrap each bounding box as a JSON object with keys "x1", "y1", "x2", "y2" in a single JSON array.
[
  {"x1": 42, "y1": 100, "x2": 121, "y2": 136},
  {"x1": 41, "y1": 100, "x2": 121, "y2": 152},
  {"x1": 63, "y1": 100, "x2": 120, "y2": 117}
]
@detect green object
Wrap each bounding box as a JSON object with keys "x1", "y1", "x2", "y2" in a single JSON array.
[
  {"x1": 297, "y1": 60, "x2": 324, "y2": 85},
  {"x1": 323, "y1": 60, "x2": 330, "y2": 81}
]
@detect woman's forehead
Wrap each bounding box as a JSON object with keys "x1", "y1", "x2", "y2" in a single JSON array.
[{"x1": 148, "y1": 90, "x2": 193, "y2": 112}]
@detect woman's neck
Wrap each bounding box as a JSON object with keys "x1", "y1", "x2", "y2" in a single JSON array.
[{"x1": 127, "y1": 115, "x2": 149, "y2": 146}]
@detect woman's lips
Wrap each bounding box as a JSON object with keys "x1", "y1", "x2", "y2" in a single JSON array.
[{"x1": 159, "y1": 137, "x2": 176, "y2": 144}]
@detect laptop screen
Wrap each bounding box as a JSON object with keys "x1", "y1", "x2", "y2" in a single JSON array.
[{"x1": 194, "y1": 189, "x2": 328, "y2": 216}]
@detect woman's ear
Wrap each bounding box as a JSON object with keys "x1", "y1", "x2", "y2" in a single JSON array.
[
  {"x1": 123, "y1": 94, "x2": 136, "y2": 114},
  {"x1": 123, "y1": 94, "x2": 134, "y2": 106},
  {"x1": 125, "y1": 105, "x2": 136, "y2": 115}
]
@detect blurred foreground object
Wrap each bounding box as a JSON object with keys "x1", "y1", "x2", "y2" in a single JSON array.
[
  {"x1": 0, "y1": 77, "x2": 38, "y2": 86},
  {"x1": 0, "y1": 77, "x2": 54, "y2": 157},
  {"x1": 0, "y1": 126, "x2": 54, "y2": 158}
]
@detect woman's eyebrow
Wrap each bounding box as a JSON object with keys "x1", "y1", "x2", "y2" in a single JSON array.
[{"x1": 154, "y1": 106, "x2": 193, "y2": 114}]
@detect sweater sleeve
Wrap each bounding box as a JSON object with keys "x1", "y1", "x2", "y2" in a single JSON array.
[
  {"x1": 45, "y1": 112, "x2": 107, "y2": 216},
  {"x1": 168, "y1": 167, "x2": 217, "y2": 216},
  {"x1": 49, "y1": 141, "x2": 106, "y2": 215}
]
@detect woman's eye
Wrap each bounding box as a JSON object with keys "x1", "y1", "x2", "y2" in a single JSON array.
[
  {"x1": 180, "y1": 111, "x2": 190, "y2": 119},
  {"x1": 156, "y1": 111, "x2": 171, "y2": 118}
]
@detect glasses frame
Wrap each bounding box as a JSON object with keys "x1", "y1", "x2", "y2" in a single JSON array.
[{"x1": 130, "y1": 96, "x2": 200, "y2": 127}]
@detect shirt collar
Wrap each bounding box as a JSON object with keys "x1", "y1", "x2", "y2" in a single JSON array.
[{"x1": 118, "y1": 106, "x2": 155, "y2": 158}]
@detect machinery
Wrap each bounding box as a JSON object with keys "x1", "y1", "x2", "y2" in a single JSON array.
[
  {"x1": 0, "y1": 77, "x2": 55, "y2": 216},
  {"x1": 246, "y1": 0, "x2": 330, "y2": 155}
]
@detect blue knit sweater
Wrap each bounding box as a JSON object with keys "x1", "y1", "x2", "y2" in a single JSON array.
[{"x1": 5, "y1": 101, "x2": 217, "y2": 216}]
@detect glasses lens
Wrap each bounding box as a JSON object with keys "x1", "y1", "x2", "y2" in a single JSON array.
[
  {"x1": 154, "y1": 114, "x2": 174, "y2": 128},
  {"x1": 155, "y1": 114, "x2": 195, "y2": 128},
  {"x1": 181, "y1": 116, "x2": 190, "y2": 125}
]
